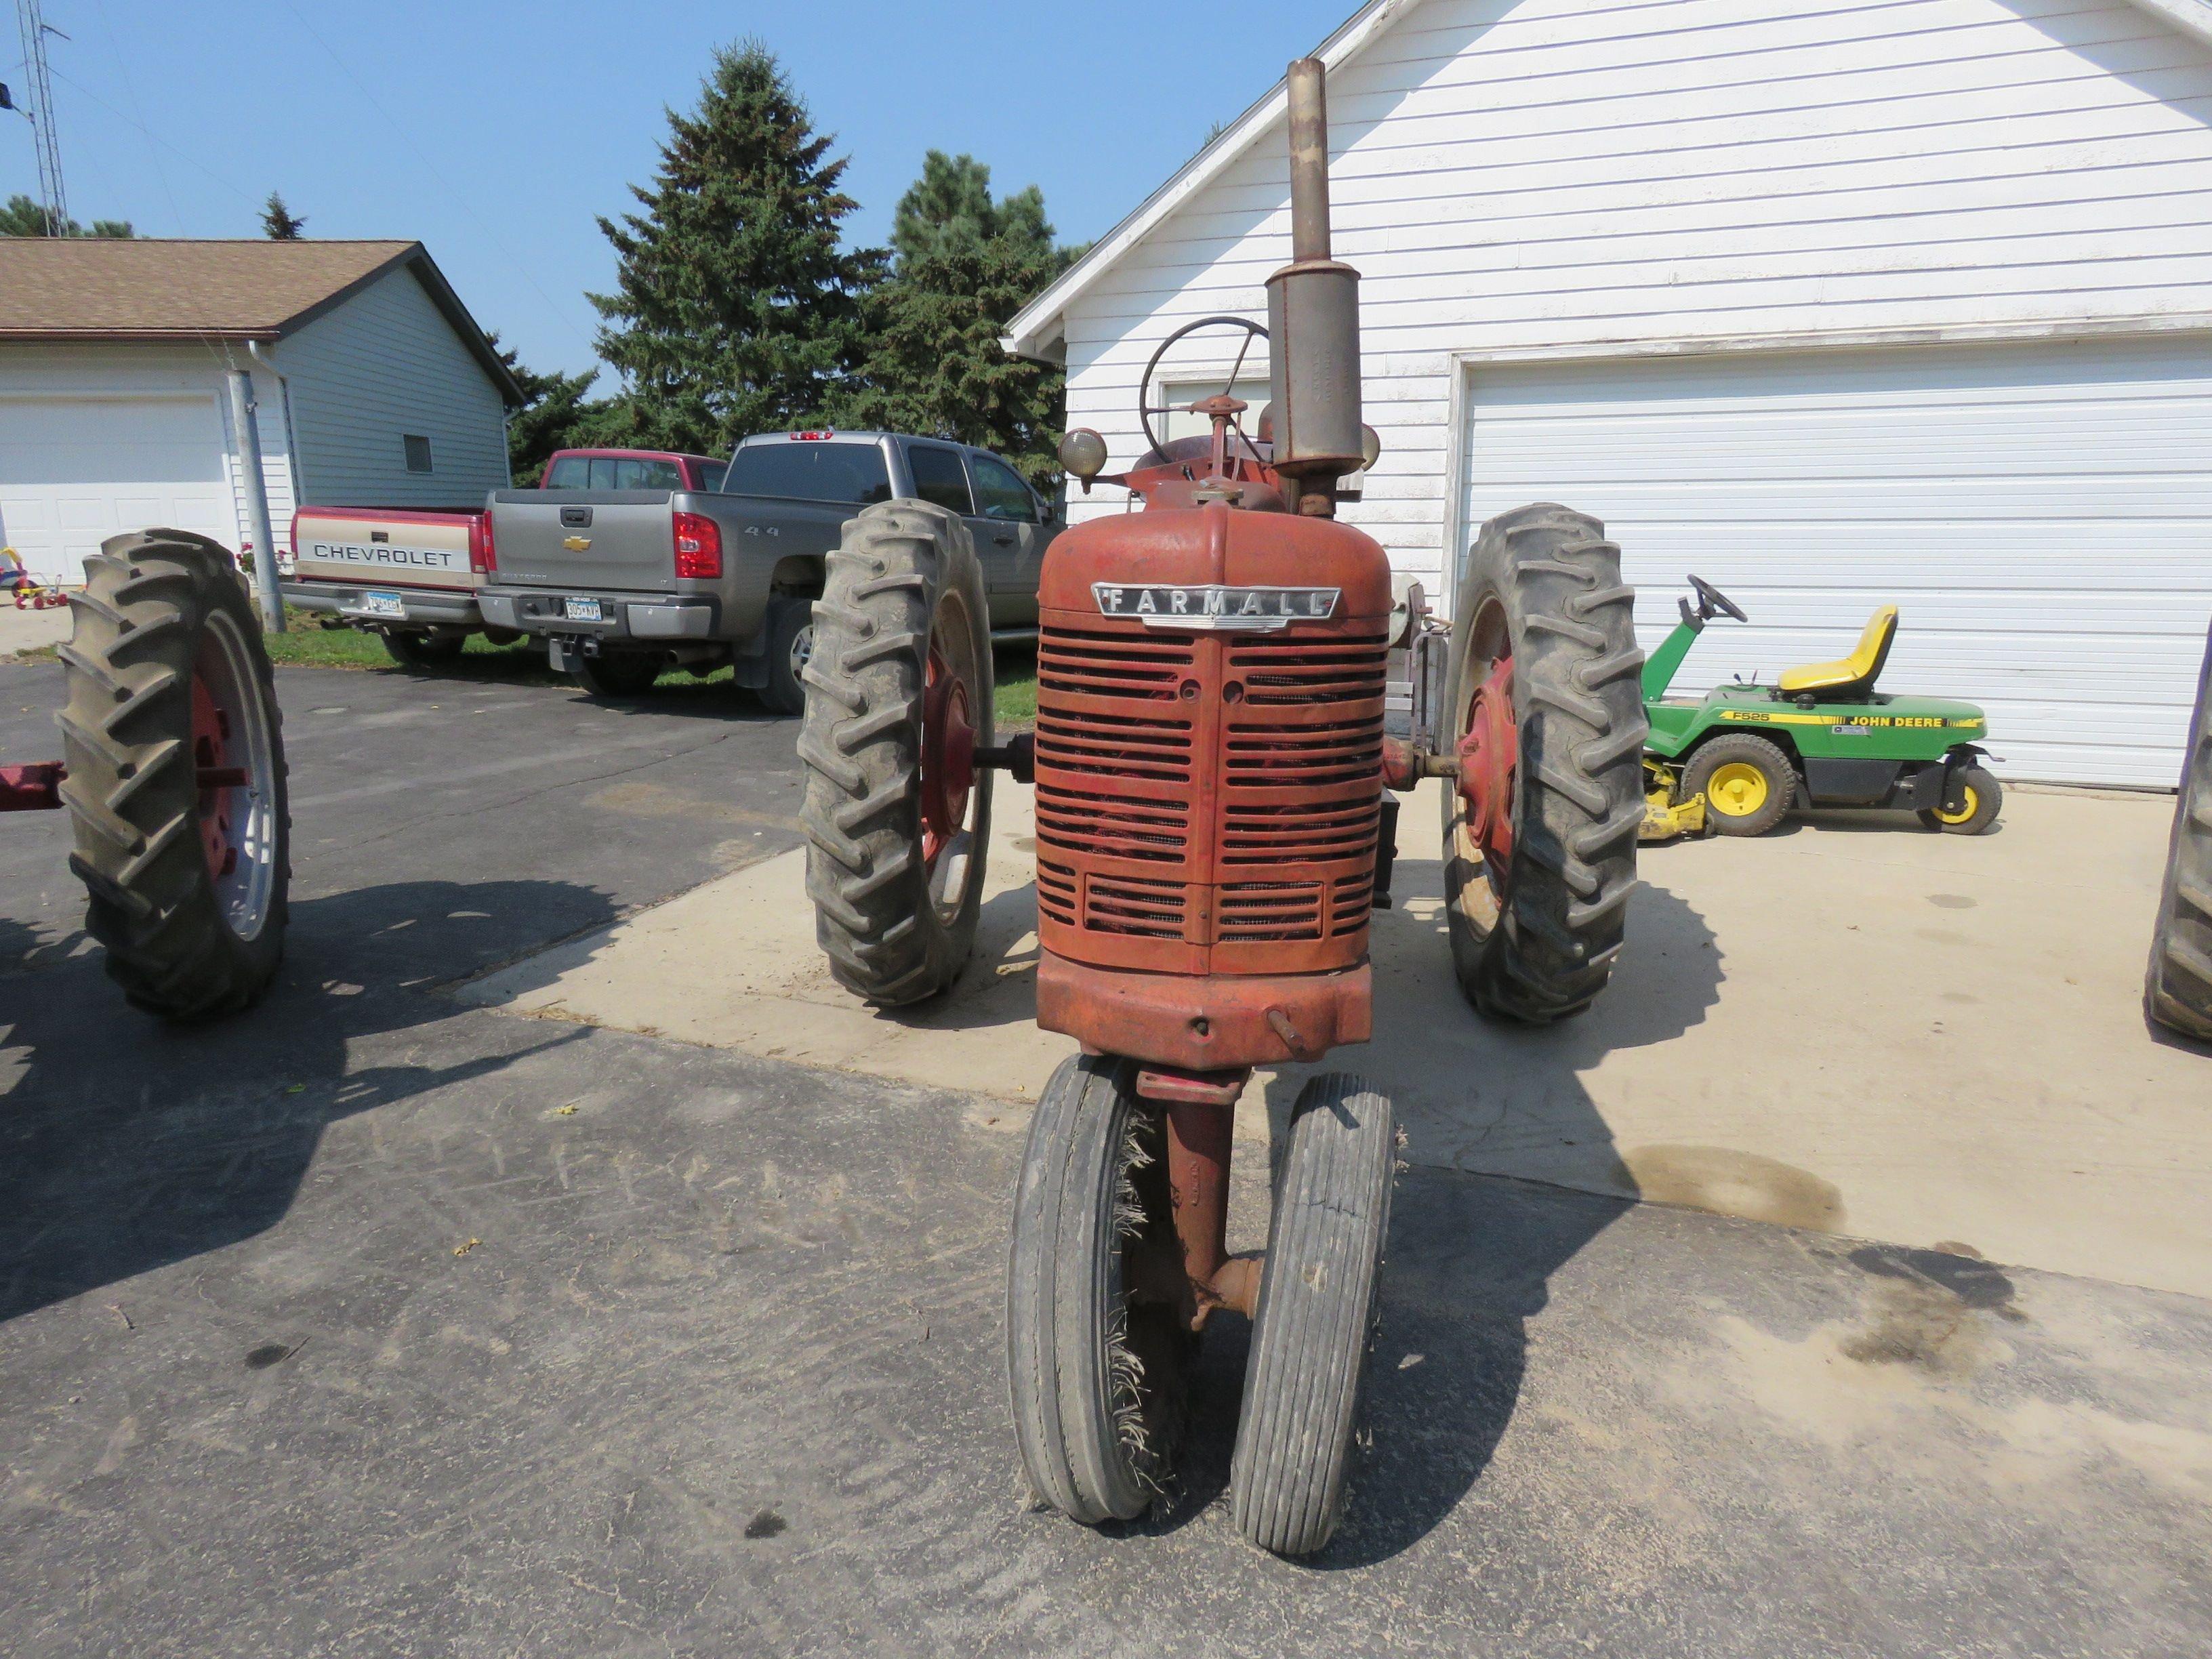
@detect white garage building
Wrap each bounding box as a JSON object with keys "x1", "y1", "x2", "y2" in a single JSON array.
[
  {"x1": 0, "y1": 239, "x2": 519, "y2": 588},
  {"x1": 1006, "y1": 0, "x2": 2212, "y2": 785}
]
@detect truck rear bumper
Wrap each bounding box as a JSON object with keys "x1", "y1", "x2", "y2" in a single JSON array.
[
  {"x1": 281, "y1": 581, "x2": 482, "y2": 629},
  {"x1": 478, "y1": 589, "x2": 720, "y2": 641}
]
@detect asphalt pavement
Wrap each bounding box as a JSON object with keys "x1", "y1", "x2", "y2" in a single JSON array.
[{"x1": 3, "y1": 658, "x2": 2209, "y2": 1658}]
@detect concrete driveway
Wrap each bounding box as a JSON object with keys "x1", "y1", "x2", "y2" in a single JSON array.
[{"x1": 4, "y1": 658, "x2": 2211, "y2": 1657}]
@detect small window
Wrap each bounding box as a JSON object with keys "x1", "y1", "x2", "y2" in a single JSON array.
[
  {"x1": 612, "y1": 458, "x2": 682, "y2": 491},
  {"x1": 906, "y1": 445, "x2": 973, "y2": 515},
  {"x1": 968, "y1": 453, "x2": 1036, "y2": 522},
  {"x1": 544, "y1": 455, "x2": 590, "y2": 489},
  {"x1": 403, "y1": 434, "x2": 434, "y2": 473},
  {"x1": 694, "y1": 461, "x2": 728, "y2": 491}
]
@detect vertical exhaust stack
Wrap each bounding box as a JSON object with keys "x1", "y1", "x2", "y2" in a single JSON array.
[{"x1": 1267, "y1": 57, "x2": 1364, "y2": 517}]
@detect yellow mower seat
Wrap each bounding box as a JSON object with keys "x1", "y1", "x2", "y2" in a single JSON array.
[{"x1": 1778, "y1": 605, "x2": 1898, "y2": 699}]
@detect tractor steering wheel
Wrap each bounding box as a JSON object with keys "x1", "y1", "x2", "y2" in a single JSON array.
[
  {"x1": 1689, "y1": 575, "x2": 1748, "y2": 623},
  {"x1": 1137, "y1": 314, "x2": 1269, "y2": 460}
]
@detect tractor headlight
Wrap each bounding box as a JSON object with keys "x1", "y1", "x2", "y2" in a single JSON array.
[
  {"x1": 1360, "y1": 424, "x2": 1382, "y2": 470},
  {"x1": 1059, "y1": 428, "x2": 1108, "y2": 480}
]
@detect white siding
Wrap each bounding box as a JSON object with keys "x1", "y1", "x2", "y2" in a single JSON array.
[
  {"x1": 278, "y1": 266, "x2": 510, "y2": 508},
  {"x1": 0, "y1": 343, "x2": 296, "y2": 565},
  {"x1": 1058, "y1": 0, "x2": 2212, "y2": 602}
]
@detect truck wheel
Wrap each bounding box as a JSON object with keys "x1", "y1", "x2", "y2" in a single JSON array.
[
  {"x1": 798, "y1": 500, "x2": 992, "y2": 1005},
  {"x1": 1917, "y1": 763, "x2": 2002, "y2": 835},
  {"x1": 577, "y1": 651, "x2": 663, "y2": 697},
  {"x1": 1683, "y1": 733, "x2": 1795, "y2": 837},
  {"x1": 58, "y1": 530, "x2": 290, "y2": 1020},
  {"x1": 1007, "y1": 1054, "x2": 1194, "y2": 1525},
  {"x1": 1231, "y1": 1072, "x2": 1395, "y2": 1557},
  {"x1": 1441, "y1": 504, "x2": 1646, "y2": 1024},
  {"x1": 760, "y1": 599, "x2": 814, "y2": 716},
  {"x1": 2146, "y1": 623, "x2": 2212, "y2": 1041}
]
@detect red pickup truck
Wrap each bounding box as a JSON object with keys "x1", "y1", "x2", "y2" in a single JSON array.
[{"x1": 280, "y1": 449, "x2": 726, "y2": 665}]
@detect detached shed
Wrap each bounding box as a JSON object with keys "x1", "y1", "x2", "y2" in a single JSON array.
[
  {"x1": 1006, "y1": 0, "x2": 2212, "y2": 785},
  {"x1": 0, "y1": 239, "x2": 520, "y2": 585}
]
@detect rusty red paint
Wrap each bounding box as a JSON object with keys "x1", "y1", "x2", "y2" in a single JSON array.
[
  {"x1": 1457, "y1": 653, "x2": 1517, "y2": 873},
  {"x1": 0, "y1": 762, "x2": 64, "y2": 812},
  {"x1": 919, "y1": 638, "x2": 975, "y2": 874},
  {"x1": 1036, "y1": 955, "x2": 1372, "y2": 1073},
  {"x1": 1162, "y1": 1100, "x2": 1261, "y2": 1328},
  {"x1": 192, "y1": 665, "x2": 240, "y2": 880}
]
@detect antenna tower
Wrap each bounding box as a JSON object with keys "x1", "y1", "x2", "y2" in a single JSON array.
[{"x1": 14, "y1": 0, "x2": 68, "y2": 234}]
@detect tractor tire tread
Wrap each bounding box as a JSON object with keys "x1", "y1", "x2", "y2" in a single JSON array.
[
  {"x1": 2148, "y1": 623, "x2": 2212, "y2": 1040},
  {"x1": 58, "y1": 529, "x2": 290, "y2": 1021},
  {"x1": 1441, "y1": 504, "x2": 1647, "y2": 1025},
  {"x1": 797, "y1": 501, "x2": 991, "y2": 1006}
]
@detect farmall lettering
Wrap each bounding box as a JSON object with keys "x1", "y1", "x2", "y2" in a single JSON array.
[{"x1": 1091, "y1": 582, "x2": 1340, "y2": 629}]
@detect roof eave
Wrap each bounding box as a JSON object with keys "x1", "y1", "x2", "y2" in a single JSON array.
[{"x1": 1000, "y1": 0, "x2": 1427, "y2": 364}]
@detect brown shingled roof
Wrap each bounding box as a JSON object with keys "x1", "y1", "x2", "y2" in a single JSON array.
[{"x1": 0, "y1": 238, "x2": 524, "y2": 404}]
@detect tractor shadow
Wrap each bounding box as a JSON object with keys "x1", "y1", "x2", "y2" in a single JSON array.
[{"x1": 0, "y1": 878, "x2": 615, "y2": 1324}]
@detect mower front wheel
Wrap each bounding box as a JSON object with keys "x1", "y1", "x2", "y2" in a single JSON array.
[
  {"x1": 1918, "y1": 763, "x2": 2002, "y2": 836},
  {"x1": 1007, "y1": 1054, "x2": 1194, "y2": 1525},
  {"x1": 1682, "y1": 733, "x2": 1795, "y2": 838}
]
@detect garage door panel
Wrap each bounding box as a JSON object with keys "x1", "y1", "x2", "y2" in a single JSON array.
[
  {"x1": 0, "y1": 396, "x2": 233, "y2": 583},
  {"x1": 1464, "y1": 336, "x2": 2212, "y2": 785}
]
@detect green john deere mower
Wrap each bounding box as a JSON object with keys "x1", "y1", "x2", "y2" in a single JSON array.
[{"x1": 1641, "y1": 576, "x2": 1999, "y2": 839}]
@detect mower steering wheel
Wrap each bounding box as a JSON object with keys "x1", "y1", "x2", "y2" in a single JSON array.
[
  {"x1": 1689, "y1": 575, "x2": 1748, "y2": 623},
  {"x1": 1137, "y1": 314, "x2": 1269, "y2": 460}
]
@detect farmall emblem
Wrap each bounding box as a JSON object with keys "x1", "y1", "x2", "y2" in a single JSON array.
[{"x1": 1092, "y1": 583, "x2": 1340, "y2": 632}]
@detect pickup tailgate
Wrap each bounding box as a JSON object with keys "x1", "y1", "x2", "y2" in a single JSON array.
[
  {"x1": 289, "y1": 508, "x2": 481, "y2": 591},
  {"x1": 487, "y1": 491, "x2": 679, "y2": 594}
]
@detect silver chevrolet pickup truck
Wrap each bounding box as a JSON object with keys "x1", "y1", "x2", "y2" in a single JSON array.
[{"x1": 478, "y1": 431, "x2": 1057, "y2": 710}]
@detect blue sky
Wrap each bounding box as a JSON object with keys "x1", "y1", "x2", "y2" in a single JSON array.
[{"x1": 3, "y1": 1, "x2": 1361, "y2": 381}]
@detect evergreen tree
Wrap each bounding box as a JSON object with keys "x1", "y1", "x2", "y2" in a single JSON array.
[
  {"x1": 890, "y1": 151, "x2": 1052, "y2": 264},
  {"x1": 260, "y1": 192, "x2": 307, "y2": 239},
  {"x1": 842, "y1": 153, "x2": 1076, "y2": 487},
  {"x1": 589, "y1": 41, "x2": 881, "y2": 454},
  {"x1": 487, "y1": 334, "x2": 609, "y2": 485},
  {"x1": 0, "y1": 194, "x2": 132, "y2": 237}
]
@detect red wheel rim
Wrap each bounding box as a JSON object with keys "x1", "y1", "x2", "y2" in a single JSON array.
[
  {"x1": 1456, "y1": 652, "x2": 1517, "y2": 879},
  {"x1": 192, "y1": 664, "x2": 241, "y2": 881},
  {"x1": 919, "y1": 636, "x2": 976, "y2": 874}
]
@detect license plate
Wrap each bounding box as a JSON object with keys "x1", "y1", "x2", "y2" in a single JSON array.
[
  {"x1": 361, "y1": 591, "x2": 406, "y2": 619},
  {"x1": 565, "y1": 596, "x2": 604, "y2": 623}
]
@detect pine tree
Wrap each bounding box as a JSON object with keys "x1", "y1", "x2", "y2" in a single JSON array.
[
  {"x1": 589, "y1": 41, "x2": 882, "y2": 454},
  {"x1": 260, "y1": 192, "x2": 307, "y2": 239},
  {"x1": 842, "y1": 153, "x2": 1076, "y2": 487}
]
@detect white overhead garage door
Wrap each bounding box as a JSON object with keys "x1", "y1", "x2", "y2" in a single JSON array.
[
  {"x1": 0, "y1": 395, "x2": 236, "y2": 587},
  {"x1": 1460, "y1": 336, "x2": 2212, "y2": 787}
]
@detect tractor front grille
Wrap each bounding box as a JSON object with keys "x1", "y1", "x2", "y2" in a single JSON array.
[{"x1": 1032, "y1": 615, "x2": 1387, "y2": 976}]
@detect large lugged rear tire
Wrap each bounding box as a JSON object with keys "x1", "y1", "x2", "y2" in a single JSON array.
[
  {"x1": 798, "y1": 500, "x2": 992, "y2": 1005},
  {"x1": 2147, "y1": 621, "x2": 2212, "y2": 1041},
  {"x1": 1231, "y1": 1072, "x2": 1395, "y2": 1557},
  {"x1": 1441, "y1": 505, "x2": 1646, "y2": 1023},
  {"x1": 1007, "y1": 1055, "x2": 1194, "y2": 1525},
  {"x1": 58, "y1": 530, "x2": 291, "y2": 1020}
]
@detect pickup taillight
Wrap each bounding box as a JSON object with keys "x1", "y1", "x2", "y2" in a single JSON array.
[
  {"x1": 468, "y1": 514, "x2": 497, "y2": 575},
  {"x1": 673, "y1": 511, "x2": 722, "y2": 579}
]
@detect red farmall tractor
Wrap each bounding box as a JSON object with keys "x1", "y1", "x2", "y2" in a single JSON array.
[
  {"x1": 3, "y1": 531, "x2": 291, "y2": 1019},
  {"x1": 797, "y1": 59, "x2": 1645, "y2": 1555}
]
